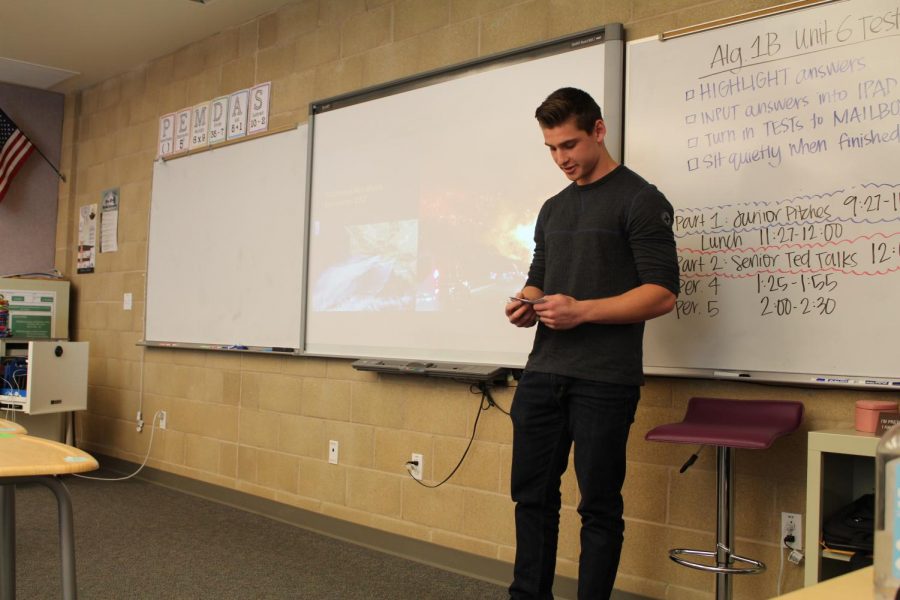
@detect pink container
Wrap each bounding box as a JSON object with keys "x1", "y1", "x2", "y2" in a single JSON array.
[{"x1": 855, "y1": 400, "x2": 898, "y2": 433}]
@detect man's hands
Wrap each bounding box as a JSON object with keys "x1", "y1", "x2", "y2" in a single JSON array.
[
  {"x1": 505, "y1": 284, "x2": 676, "y2": 330},
  {"x1": 505, "y1": 294, "x2": 540, "y2": 328},
  {"x1": 531, "y1": 294, "x2": 582, "y2": 329},
  {"x1": 506, "y1": 293, "x2": 582, "y2": 330}
]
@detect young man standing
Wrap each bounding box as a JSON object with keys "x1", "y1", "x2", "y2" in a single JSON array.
[{"x1": 505, "y1": 87, "x2": 679, "y2": 599}]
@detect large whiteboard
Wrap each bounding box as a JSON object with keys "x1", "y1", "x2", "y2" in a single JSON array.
[
  {"x1": 145, "y1": 126, "x2": 307, "y2": 349},
  {"x1": 304, "y1": 27, "x2": 624, "y2": 366},
  {"x1": 626, "y1": 0, "x2": 900, "y2": 385}
]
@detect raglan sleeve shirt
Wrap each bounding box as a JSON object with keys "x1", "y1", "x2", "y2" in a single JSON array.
[
  {"x1": 624, "y1": 183, "x2": 680, "y2": 296},
  {"x1": 521, "y1": 165, "x2": 679, "y2": 385}
]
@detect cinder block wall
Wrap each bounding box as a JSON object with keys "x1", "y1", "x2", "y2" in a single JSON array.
[{"x1": 56, "y1": 2, "x2": 897, "y2": 598}]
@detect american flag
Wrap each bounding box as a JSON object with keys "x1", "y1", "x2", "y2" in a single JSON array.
[{"x1": 0, "y1": 108, "x2": 35, "y2": 202}]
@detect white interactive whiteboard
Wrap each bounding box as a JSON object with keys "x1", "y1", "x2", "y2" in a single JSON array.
[
  {"x1": 304, "y1": 26, "x2": 624, "y2": 366},
  {"x1": 145, "y1": 126, "x2": 308, "y2": 349},
  {"x1": 626, "y1": 0, "x2": 900, "y2": 386}
]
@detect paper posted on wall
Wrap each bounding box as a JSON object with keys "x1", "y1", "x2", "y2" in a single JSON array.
[
  {"x1": 77, "y1": 203, "x2": 97, "y2": 273},
  {"x1": 101, "y1": 188, "x2": 119, "y2": 253}
]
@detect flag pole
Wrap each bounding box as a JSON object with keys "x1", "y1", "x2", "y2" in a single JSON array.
[{"x1": 28, "y1": 142, "x2": 66, "y2": 183}]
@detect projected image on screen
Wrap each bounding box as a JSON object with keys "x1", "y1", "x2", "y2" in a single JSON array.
[
  {"x1": 310, "y1": 193, "x2": 537, "y2": 314},
  {"x1": 312, "y1": 219, "x2": 418, "y2": 311},
  {"x1": 305, "y1": 34, "x2": 621, "y2": 366},
  {"x1": 415, "y1": 190, "x2": 537, "y2": 313}
]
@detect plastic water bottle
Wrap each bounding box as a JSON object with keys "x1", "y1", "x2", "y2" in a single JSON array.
[{"x1": 875, "y1": 422, "x2": 900, "y2": 598}]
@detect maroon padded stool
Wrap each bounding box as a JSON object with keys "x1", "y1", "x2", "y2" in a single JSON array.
[{"x1": 645, "y1": 397, "x2": 803, "y2": 600}]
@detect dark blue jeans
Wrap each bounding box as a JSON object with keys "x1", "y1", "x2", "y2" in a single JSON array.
[{"x1": 508, "y1": 371, "x2": 639, "y2": 600}]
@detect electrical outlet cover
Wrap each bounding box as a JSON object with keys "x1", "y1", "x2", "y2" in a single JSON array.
[
  {"x1": 328, "y1": 440, "x2": 339, "y2": 464},
  {"x1": 410, "y1": 453, "x2": 423, "y2": 481},
  {"x1": 781, "y1": 512, "x2": 802, "y2": 550}
]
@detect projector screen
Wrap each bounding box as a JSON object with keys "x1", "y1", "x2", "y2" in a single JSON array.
[{"x1": 305, "y1": 27, "x2": 623, "y2": 366}]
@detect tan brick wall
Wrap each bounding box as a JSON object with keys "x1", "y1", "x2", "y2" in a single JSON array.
[{"x1": 60, "y1": 2, "x2": 893, "y2": 598}]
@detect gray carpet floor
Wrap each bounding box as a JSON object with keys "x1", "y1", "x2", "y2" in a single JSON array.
[{"x1": 9, "y1": 473, "x2": 509, "y2": 599}]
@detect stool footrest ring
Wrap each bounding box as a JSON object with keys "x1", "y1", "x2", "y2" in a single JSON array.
[{"x1": 669, "y1": 548, "x2": 766, "y2": 574}]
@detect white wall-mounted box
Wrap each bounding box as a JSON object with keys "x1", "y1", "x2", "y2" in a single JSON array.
[{"x1": 0, "y1": 340, "x2": 88, "y2": 415}]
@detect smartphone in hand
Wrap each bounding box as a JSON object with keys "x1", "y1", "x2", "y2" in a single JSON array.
[{"x1": 509, "y1": 296, "x2": 546, "y2": 305}]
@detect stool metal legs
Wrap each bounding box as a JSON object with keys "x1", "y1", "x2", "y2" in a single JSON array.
[
  {"x1": 716, "y1": 446, "x2": 735, "y2": 598},
  {"x1": 669, "y1": 447, "x2": 765, "y2": 600}
]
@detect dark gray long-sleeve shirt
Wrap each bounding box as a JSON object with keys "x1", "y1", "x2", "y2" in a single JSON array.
[{"x1": 524, "y1": 165, "x2": 679, "y2": 385}]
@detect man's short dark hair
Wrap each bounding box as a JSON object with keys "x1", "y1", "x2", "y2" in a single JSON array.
[{"x1": 535, "y1": 87, "x2": 603, "y2": 134}]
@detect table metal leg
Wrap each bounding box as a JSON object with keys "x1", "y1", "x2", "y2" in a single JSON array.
[
  {"x1": 0, "y1": 484, "x2": 15, "y2": 600},
  {"x1": 36, "y1": 478, "x2": 77, "y2": 600}
]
